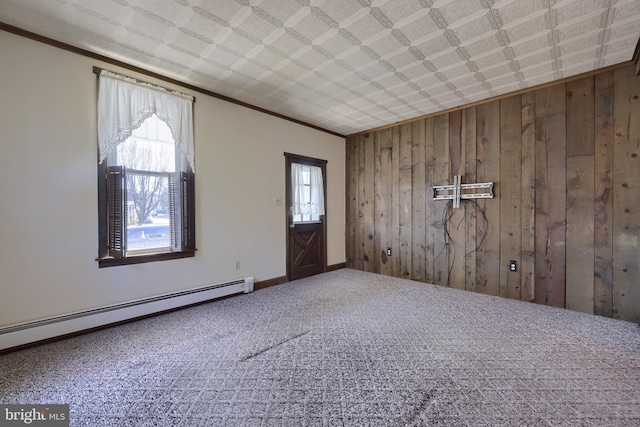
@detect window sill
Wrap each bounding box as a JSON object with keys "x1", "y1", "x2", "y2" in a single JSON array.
[{"x1": 97, "y1": 249, "x2": 196, "y2": 268}]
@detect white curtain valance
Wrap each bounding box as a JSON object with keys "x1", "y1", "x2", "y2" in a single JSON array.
[
  {"x1": 292, "y1": 163, "x2": 325, "y2": 216},
  {"x1": 97, "y1": 70, "x2": 195, "y2": 172}
]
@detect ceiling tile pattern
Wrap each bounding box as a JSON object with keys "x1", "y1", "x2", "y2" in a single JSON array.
[{"x1": 1, "y1": 0, "x2": 639, "y2": 136}]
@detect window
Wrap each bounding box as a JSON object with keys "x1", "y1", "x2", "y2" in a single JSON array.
[
  {"x1": 96, "y1": 69, "x2": 195, "y2": 267},
  {"x1": 291, "y1": 163, "x2": 325, "y2": 223}
]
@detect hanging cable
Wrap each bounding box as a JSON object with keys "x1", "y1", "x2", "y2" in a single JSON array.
[
  {"x1": 438, "y1": 198, "x2": 490, "y2": 288},
  {"x1": 463, "y1": 198, "x2": 489, "y2": 257}
]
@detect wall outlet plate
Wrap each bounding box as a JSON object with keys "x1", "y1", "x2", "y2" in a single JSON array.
[
  {"x1": 386, "y1": 248, "x2": 392, "y2": 256},
  {"x1": 509, "y1": 260, "x2": 517, "y2": 272}
]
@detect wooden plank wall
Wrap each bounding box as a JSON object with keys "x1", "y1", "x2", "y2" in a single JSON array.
[{"x1": 345, "y1": 64, "x2": 640, "y2": 323}]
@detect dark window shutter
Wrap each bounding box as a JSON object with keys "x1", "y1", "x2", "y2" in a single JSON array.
[
  {"x1": 107, "y1": 166, "x2": 126, "y2": 258},
  {"x1": 169, "y1": 173, "x2": 182, "y2": 251},
  {"x1": 169, "y1": 171, "x2": 195, "y2": 252},
  {"x1": 182, "y1": 171, "x2": 196, "y2": 250}
]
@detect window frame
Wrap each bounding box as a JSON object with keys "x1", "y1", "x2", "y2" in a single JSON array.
[
  {"x1": 95, "y1": 70, "x2": 196, "y2": 268},
  {"x1": 291, "y1": 163, "x2": 323, "y2": 224},
  {"x1": 97, "y1": 163, "x2": 196, "y2": 268}
]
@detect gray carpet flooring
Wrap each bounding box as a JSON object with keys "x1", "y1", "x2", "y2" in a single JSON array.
[{"x1": 1, "y1": 269, "x2": 639, "y2": 426}]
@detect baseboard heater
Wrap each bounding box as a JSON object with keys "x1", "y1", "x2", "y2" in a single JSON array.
[{"x1": 0, "y1": 277, "x2": 254, "y2": 351}]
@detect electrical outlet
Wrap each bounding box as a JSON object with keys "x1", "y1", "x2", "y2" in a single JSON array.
[
  {"x1": 235, "y1": 261, "x2": 241, "y2": 270},
  {"x1": 386, "y1": 248, "x2": 392, "y2": 256},
  {"x1": 509, "y1": 260, "x2": 517, "y2": 272}
]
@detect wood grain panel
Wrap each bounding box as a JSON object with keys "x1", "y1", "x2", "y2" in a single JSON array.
[
  {"x1": 411, "y1": 119, "x2": 426, "y2": 282},
  {"x1": 344, "y1": 64, "x2": 640, "y2": 323},
  {"x1": 424, "y1": 118, "x2": 436, "y2": 284},
  {"x1": 356, "y1": 134, "x2": 366, "y2": 271},
  {"x1": 345, "y1": 137, "x2": 357, "y2": 268},
  {"x1": 375, "y1": 128, "x2": 393, "y2": 276},
  {"x1": 536, "y1": 82, "x2": 566, "y2": 118},
  {"x1": 391, "y1": 127, "x2": 401, "y2": 277},
  {"x1": 612, "y1": 66, "x2": 640, "y2": 323},
  {"x1": 363, "y1": 133, "x2": 375, "y2": 272},
  {"x1": 475, "y1": 101, "x2": 500, "y2": 296},
  {"x1": 594, "y1": 71, "x2": 614, "y2": 317},
  {"x1": 521, "y1": 92, "x2": 536, "y2": 302},
  {"x1": 433, "y1": 113, "x2": 450, "y2": 286},
  {"x1": 566, "y1": 155, "x2": 595, "y2": 313},
  {"x1": 566, "y1": 77, "x2": 595, "y2": 314},
  {"x1": 500, "y1": 95, "x2": 523, "y2": 300},
  {"x1": 566, "y1": 78, "x2": 596, "y2": 157},
  {"x1": 448, "y1": 110, "x2": 466, "y2": 290},
  {"x1": 464, "y1": 107, "x2": 477, "y2": 292},
  {"x1": 399, "y1": 123, "x2": 413, "y2": 278},
  {"x1": 534, "y1": 85, "x2": 566, "y2": 308}
]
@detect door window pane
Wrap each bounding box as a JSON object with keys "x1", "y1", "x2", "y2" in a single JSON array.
[{"x1": 292, "y1": 163, "x2": 323, "y2": 223}]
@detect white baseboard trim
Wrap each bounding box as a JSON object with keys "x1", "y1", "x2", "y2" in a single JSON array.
[{"x1": 0, "y1": 277, "x2": 254, "y2": 351}]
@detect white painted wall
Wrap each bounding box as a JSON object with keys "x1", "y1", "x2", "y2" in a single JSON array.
[{"x1": 0, "y1": 31, "x2": 345, "y2": 328}]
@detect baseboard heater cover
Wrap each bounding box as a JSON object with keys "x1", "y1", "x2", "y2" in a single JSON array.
[{"x1": 0, "y1": 277, "x2": 254, "y2": 351}]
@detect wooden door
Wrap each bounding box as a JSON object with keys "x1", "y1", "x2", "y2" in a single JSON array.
[{"x1": 285, "y1": 153, "x2": 327, "y2": 281}]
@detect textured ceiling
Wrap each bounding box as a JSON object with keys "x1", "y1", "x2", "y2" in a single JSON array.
[{"x1": 1, "y1": 0, "x2": 640, "y2": 136}]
